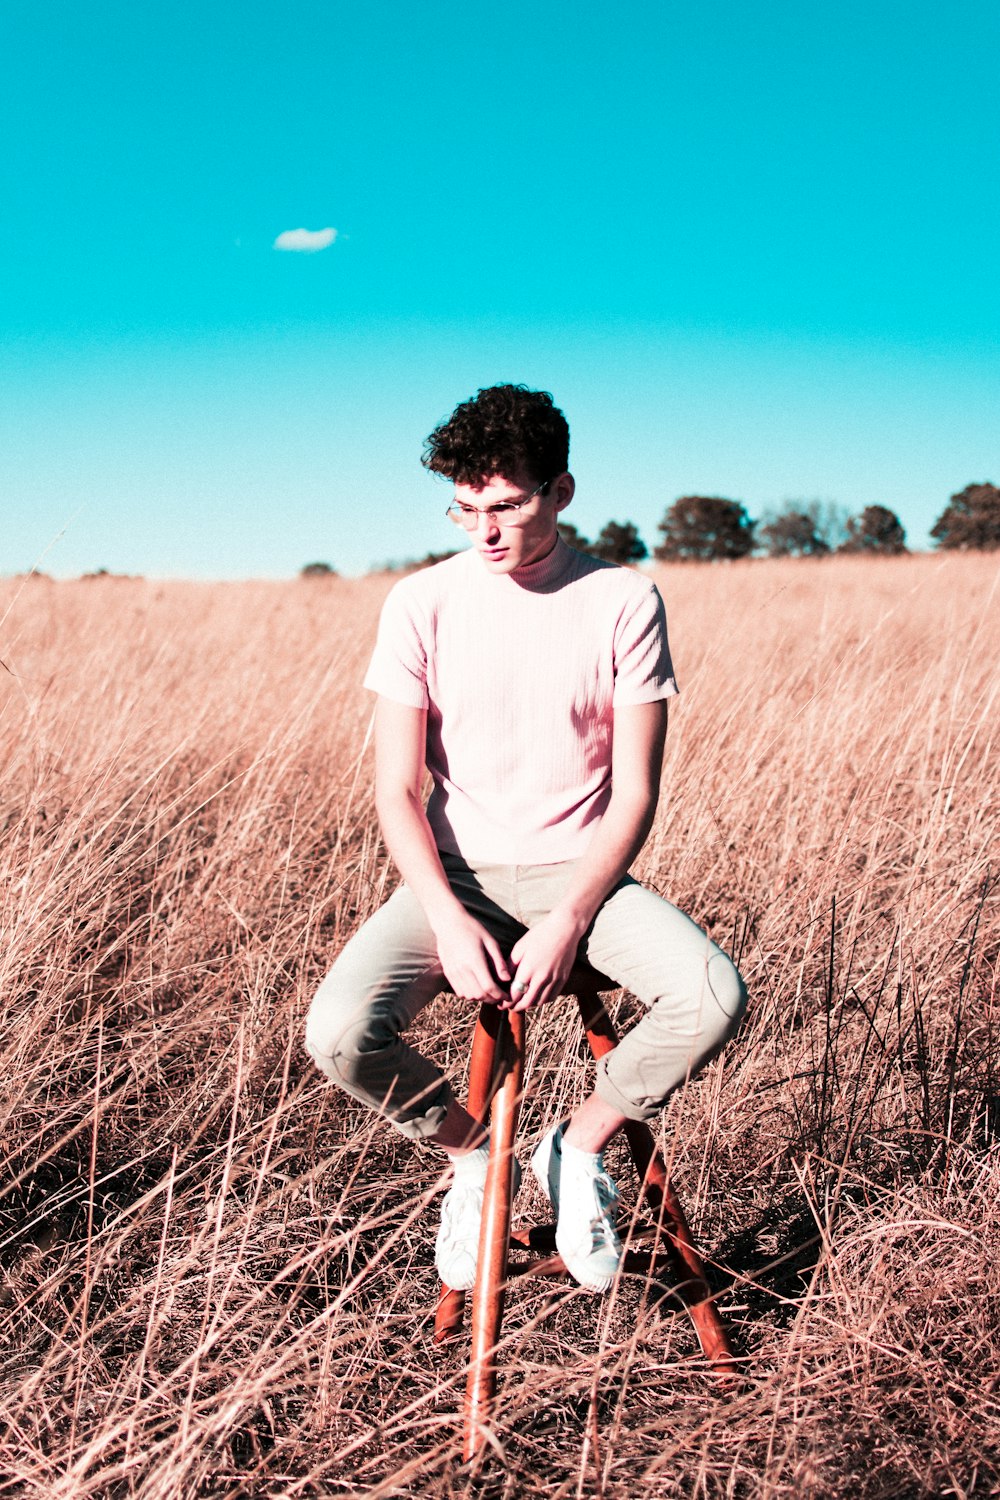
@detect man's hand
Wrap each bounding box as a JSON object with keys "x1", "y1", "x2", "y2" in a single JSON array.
[
  {"x1": 436, "y1": 909, "x2": 512, "y2": 1004},
  {"x1": 504, "y1": 909, "x2": 585, "y2": 1012}
]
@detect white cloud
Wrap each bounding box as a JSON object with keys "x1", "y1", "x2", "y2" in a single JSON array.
[{"x1": 273, "y1": 227, "x2": 338, "y2": 253}]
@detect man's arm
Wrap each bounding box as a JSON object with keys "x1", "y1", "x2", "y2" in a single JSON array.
[
  {"x1": 506, "y1": 699, "x2": 668, "y2": 1011},
  {"x1": 373, "y1": 696, "x2": 512, "y2": 1002}
]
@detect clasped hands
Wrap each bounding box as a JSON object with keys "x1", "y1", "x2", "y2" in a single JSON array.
[{"x1": 436, "y1": 908, "x2": 585, "y2": 1013}]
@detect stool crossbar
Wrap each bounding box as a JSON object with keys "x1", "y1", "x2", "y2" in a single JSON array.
[{"x1": 433, "y1": 965, "x2": 738, "y2": 1462}]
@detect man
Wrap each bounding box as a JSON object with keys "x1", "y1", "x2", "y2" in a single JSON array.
[{"x1": 306, "y1": 383, "x2": 746, "y2": 1292}]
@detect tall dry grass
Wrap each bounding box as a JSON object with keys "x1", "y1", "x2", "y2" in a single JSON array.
[{"x1": 0, "y1": 554, "x2": 997, "y2": 1498}]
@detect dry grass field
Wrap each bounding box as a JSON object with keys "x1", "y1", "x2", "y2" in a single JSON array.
[{"x1": 1, "y1": 553, "x2": 998, "y2": 1499}]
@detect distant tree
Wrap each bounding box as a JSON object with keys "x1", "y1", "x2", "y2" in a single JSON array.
[
  {"x1": 758, "y1": 500, "x2": 848, "y2": 554},
  {"x1": 930, "y1": 482, "x2": 1000, "y2": 551},
  {"x1": 803, "y1": 499, "x2": 851, "y2": 551},
  {"x1": 839, "y1": 506, "x2": 907, "y2": 555},
  {"x1": 557, "y1": 521, "x2": 592, "y2": 552},
  {"x1": 757, "y1": 510, "x2": 830, "y2": 557},
  {"x1": 300, "y1": 561, "x2": 338, "y2": 577},
  {"x1": 655, "y1": 497, "x2": 755, "y2": 561},
  {"x1": 590, "y1": 519, "x2": 648, "y2": 565}
]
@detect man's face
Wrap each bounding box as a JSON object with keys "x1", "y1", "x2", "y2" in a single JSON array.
[{"x1": 451, "y1": 469, "x2": 573, "y2": 574}]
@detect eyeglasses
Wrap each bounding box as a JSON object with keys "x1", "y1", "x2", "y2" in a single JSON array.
[{"x1": 445, "y1": 480, "x2": 551, "y2": 529}]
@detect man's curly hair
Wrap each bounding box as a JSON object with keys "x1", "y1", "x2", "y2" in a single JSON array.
[{"x1": 422, "y1": 384, "x2": 569, "y2": 487}]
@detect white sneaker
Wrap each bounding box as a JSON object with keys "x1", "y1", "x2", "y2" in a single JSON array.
[
  {"x1": 531, "y1": 1122, "x2": 622, "y2": 1291},
  {"x1": 435, "y1": 1145, "x2": 522, "y2": 1291}
]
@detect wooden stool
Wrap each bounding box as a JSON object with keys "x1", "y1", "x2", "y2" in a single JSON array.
[{"x1": 434, "y1": 964, "x2": 739, "y2": 1462}]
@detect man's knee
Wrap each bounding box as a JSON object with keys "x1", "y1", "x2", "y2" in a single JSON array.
[
  {"x1": 304, "y1": 972, "x2": 453, "y2": 1139},
  {"x1": 305, "y1": 1015, "x2": 387, "y2": 1088},
  {"x1": 654, "y1": 940, "x2": 747, "y2": 1047},
  {"x1": 654, "y1": 944, "x2": 746, "y2": 1064},
  {"x1": 304, "y1": 976, "x2": 400, "y2": 1087},
  {"x1": 594, "y1": 949, "x2": 747, "y2": 1121},
  {"x1": 705, "y1": 949, "x2": 748, "y2": 1044}
]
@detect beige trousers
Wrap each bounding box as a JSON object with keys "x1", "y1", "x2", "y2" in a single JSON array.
[{"x1": 305, "y1": 854, "x2": 747, "y2": 1139}]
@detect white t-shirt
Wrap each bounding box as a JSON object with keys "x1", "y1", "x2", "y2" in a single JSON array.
[{"x1": 364, "y1": 539, "x2": 678, "y2": 864}]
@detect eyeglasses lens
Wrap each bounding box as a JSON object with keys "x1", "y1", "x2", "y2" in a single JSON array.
[{"x1": 448, "y1": 504, "x2": 525, "y2": 529}]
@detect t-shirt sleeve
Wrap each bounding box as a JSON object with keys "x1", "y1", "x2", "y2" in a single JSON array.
[
  {"x1": 362, "y1": 581, "x2": 430, "y2": 708},
  {"x1": 611, "y1": 582, "x2": 679, "y2": 706}
]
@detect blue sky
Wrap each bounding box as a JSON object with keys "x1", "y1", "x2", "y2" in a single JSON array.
[{"x1": 3, "y1": 0, "x2": 997, "y2": 578}]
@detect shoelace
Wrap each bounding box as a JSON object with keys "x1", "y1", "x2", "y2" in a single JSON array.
[
  {"x1": 584, "y1": 1170, "x2": 620, "y2": 1249},
  {"x1": 440, "y1": 1182, "x2": 482, "y2": 1236}
]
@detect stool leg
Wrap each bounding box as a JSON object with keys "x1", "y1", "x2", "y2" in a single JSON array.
[
  {"x1": 434, "y1": 1004, "x2": 504, "y2": 1344},
  {"x1": 575, "y1": 988, "x2": 738, "y2": 1379},
  {"x1": 464, "y1": 1008, "x2": 525, "y2": 1463}
]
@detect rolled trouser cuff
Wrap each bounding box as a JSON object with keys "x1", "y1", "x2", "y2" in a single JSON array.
[{"x1": 593, "y1": 1054, "x2": 666, "y2": 1122}]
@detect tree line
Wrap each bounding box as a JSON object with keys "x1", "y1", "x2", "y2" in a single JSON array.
[
  {"x1": 300, "y1": 481, "x2": 999, "y2": 575},
  {"x1": 557, "y1": 481, "x2": 1000, "y2": 565}
]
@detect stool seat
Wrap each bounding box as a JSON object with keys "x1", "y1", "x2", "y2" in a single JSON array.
[{"x1": 434, "y1": 965, "x2": 739, "y2": 1462}]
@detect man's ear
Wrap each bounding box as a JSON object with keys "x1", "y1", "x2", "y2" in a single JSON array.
[{"x1": 551, "y1": 472, "x2": 575, "y2": 512}]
